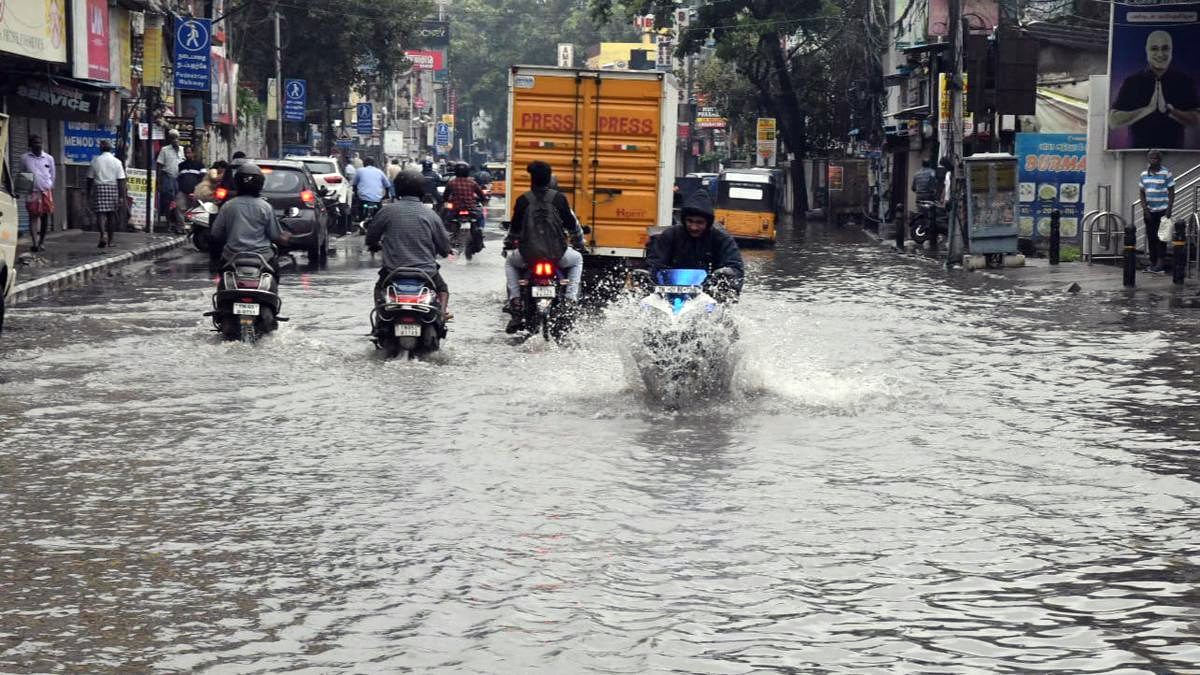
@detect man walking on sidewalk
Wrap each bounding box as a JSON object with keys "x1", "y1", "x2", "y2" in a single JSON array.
[
  {"x1": 1139, "y1": 149, "x2": 1175, "y2": 273},
  {"x1": 156, "y1": 130, "x2": 184, "y2": 231},
  {"x1": 20, "y1": 134, "x2": 56, "y2": 252},
  {"x1": 87, "y1": 141, "x2": 127, "y2": 248}
]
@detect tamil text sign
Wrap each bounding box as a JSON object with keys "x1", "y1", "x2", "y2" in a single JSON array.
[
  {"x1": 173, "y1": 17, "x2": 212, "y2": 90},
  {"x1": 284, "y1": 78, "x2": 306, "y2": 122},
  {"x1": 1108, "y1": 1, "x2": 1200, "y2": 150}
]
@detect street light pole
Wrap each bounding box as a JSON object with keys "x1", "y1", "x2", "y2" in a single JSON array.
[
  {"x1": 274, "y1": 11, "x2": 283, "y2": 158},
  {"x1": 946, "y1": 0, "x2": 965, "y2": 266}
]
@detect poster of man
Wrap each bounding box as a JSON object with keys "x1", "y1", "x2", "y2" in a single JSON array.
[{"x1": 1108, "y1": 2, "x2": 1200, "y2": 150}]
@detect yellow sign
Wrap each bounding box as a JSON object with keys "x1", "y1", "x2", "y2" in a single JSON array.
[
  {"x1": 938, "y1": 73, "x2": 970, "y2": 120},
  {"x1": 0, "y1": 0, "x2": 68, "y2": 63},
  {"x1": 442, "y1": 114, "x2": 454, "y2": 125},
  {"x1": 756, "y1": 117, "x2": 776, "y2": 142},
  {"x1": 267, "y1": 78, "x2": 278, "y2": 120},
  {"x1": 115, "y1": 8, "x2": 132, "y2": 90},
  {"x1": 143, "y1": 15, "x2": 163, "y2": 87}
]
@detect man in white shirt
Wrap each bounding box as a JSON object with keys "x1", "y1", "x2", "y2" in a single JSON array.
[
  {"x1": 88, "y1": 140, "x2": 127, "y2": 248},
  {"x1": 156, "y1": 129, "x2": 184, "y2": 229}
]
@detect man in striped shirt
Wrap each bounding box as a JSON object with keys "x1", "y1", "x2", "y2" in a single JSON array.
[{"x1": 1140, "y1": 149, "x2": 1175, "y2": 272}]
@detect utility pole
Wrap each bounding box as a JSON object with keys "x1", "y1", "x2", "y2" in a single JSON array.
[
  {"x1": 274, "y1": 11, "x2": 283, "y2": 158},
  {"x1": 946, "y1": 0, "x2": 965, "y2": 266}
]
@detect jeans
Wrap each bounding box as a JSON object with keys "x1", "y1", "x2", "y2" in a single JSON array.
[{"x1": 506, "y1": 249, "x2": 583, "y2": 301}]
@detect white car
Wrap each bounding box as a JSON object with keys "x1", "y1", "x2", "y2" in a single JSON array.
[
  {"x1": 287, "y1": 155, "x2": 352, "y2": 230},
  {"x1": 0, "y1": 113, "x2": 18, "y2": 334}
]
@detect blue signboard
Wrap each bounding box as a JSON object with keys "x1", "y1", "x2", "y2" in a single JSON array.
[
  {"x1": 335, "y1": 139, "x2": 355, "y2": 149},
  {"x1": 284, "y1": 79, "x2": 307, "y2": 122},
  {"x1": 435, "y1": 122, "x2": 450, "y2": 147},
  {"x1": 356, "y1": 103, "x2": 373, "y2": 135},
  {"x1": 63, "y1": 122, "x2": 118, "y2": 166},
  {"x1": 173, "y1": 18, "x2": 212, "y2": 91},
  {"x1": 1015, "y1": 133, "x2": 1087, "y2": 244}
]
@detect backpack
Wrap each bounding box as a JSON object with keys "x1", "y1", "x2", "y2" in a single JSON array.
[{"x1": 519, "y1": 189, "x2": 566, "y2": 262}]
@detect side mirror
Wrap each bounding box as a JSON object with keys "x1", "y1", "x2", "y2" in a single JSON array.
[
  {"x1": 317, "y1": 185, "x2": 330, "y2": 195},
  {"x1": 500, "y1": 220, "x2": 511, "y2": 231},
  {"x1": 581, "y1": 225, "x2": 592, "y2": 235}
]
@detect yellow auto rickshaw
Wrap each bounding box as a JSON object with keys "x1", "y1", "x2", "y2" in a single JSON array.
[
  {"x1": 714, "y1": 169, "x2": 780, "y2": 244},
  {"x1": 484, "y1": 162, "x2": 507, "y2": 199}
]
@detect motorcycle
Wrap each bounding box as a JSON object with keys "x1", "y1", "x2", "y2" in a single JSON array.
[
  {"x1": 370, "y1": 267, "x2": 447, "y2": 359},
  {"x1": 204, "y1": 251, "x2": 289, "y2": 344},
  {"x1": 445, "y1": 202, "x2": 483, "y2": 260},
  {"x1": 356, "y1": 201, "x2": 382, "y2": 235},
  {"x1": 512, "y1": 257, "x2": 572, "y2": 341},
  {"x1": 629, "y1": 268, "x2": 740, "y2": 405},
  {"x1": 184, "y1": 200, "x2": 218, "y2": 252}
]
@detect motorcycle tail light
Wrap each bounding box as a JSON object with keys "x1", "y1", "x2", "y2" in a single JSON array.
[
  {"x1": 458, "y1": 211, "x2": 470, "y2": 216},
  {"x1": 400, "y1": 316, "x2": 417, "y2": 324},
  {"x1": 241, "y1": 297, "x2": 254, "y2": 303},
  {"x1": 445, "y1": 202, "x2": 454, "y2": 210},
  {"x1": 533, "y1": 262, "x2": 555, "y2": 277},
  {"x1": 300, "y1": 190, "x2": 316, "y2": 206},
  {"x1": 215, "y1": 186, "x2": 228, "y2": 201}
]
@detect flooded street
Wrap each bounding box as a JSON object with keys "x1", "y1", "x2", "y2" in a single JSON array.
[{"x1": 2, "y1": 221, "x2": 1199, "y2": 672}]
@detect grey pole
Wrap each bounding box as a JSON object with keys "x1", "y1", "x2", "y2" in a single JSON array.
[{"x1": 274, "y1": 12, "x2": 283, "y2": 158}]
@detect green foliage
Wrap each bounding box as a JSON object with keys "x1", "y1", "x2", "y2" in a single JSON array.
[
  {"x1": 449, "y1": 0, "x2": 637, "y2": 148},
  {"x1": 237, "y1": 86, "x2": 264, "y2": 121},
  {"x1": 229, "y1": 0, "x2": 433, "y2": 109},
  {"x1": 1059, "y1": 245, "x2": 1082, "y2": 263}
]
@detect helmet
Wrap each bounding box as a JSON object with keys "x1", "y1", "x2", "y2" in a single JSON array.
[
  {"x1": 234, "y1": 162, "x2": 265, "y2": 196},
  {"x1": 421, "y1": 160, "x2": 434, "y2": 173},
  {"x1": 394, "y1": 169, "x2": 427, "y2": 198},
  {"x1": 453, "y1": 163, "x2": 470, "y2": 178}
]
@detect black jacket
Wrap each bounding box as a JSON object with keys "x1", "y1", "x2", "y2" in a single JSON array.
[
  {"x1": 646, "y1": 191, "x2": 744, "y2": 278},
  {"x1": 505, "y1": 188, "x2": 583, "y2": 249}
]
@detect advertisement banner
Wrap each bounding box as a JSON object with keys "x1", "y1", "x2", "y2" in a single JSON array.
[
  {"x1": 1108, "y1": 1, "x2": 1200, "y2": 150},
  {"x1": 70, "y1": 0, "x2": 110, "y2": 81},
  {"x1": 173, "y1": 17, "x2": 212, "y2": 91},
  {"x1": 404, "y1": 50, "x2": 444, "y2": 71},
  {"x1": 63, "y1": 122, "x2": 118, "y2": 165},
  {"x1": 696, "y1": 107, "x2": 726, "y2": 129},
  {"x1": 267, "y1": 78, "x2": 278, "y2": 120},
  {"x1": 164, "y1": 116, "x2": 196, "y2": 146},
  {"x1": 126, "y1": 168, "x2": 156, "y2": 229},
  {"x1": 211, "y1": 46, "x2": 235, "y2": 124},
  {"x1": 143, "y1": 15, "x2": 163, "y2": 86},
  {"x1": 1, "y1": 0, "x2": 68, "y2": 63},
  {"x1": 416, "y1": 20, "x2": 449, "y2": 47},
  {"x1": 1015, "y1": 133, "x2": 1086, "y2": 244},
  {"x1": 756, "y1": 118, "x2": 777, "y2": 167},
  {"x1": 113, "y1": 7, "x2": 132, "y2": 90}
]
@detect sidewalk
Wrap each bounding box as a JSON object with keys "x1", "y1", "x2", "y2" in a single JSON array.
[{"x1": 11, "y1": 229, "x2": 189, "y2": 304}]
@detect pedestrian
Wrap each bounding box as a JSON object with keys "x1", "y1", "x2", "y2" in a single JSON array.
[
  {"x1": 351, "y1": 153, "x2": 364, "y2": 170},
  {"x1": 386, "y1": 158, "x2": 402, "y2": 182},
  {"x1": 20, "y1": 134, "x2": 56, "y2": 252},
  {"x1": 87, "y1": 140, "x2": 127, "y2": 248},
  {"x1": 176, "y1": 145, "x2": 206, "y2": 216},
  {"x1": 156, "y1": 129, "x2": 184, "y2": 229},
  {"x1": 911, "y1": 158, "x2": 938, "y2": 203},
  {"x1": 1139, "y1": 149, "x2": 1175, "y2": 272}
]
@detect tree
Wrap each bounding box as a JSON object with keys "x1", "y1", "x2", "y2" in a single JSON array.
[
  {"x1": 228, "y1": 0, "x2": 432, "y2": 121},
  {"x1": 592, "y1": 0, "x2": 885, "y2": 212},
  {"x1": 448, "y1": 0, "x2": 637, "y2": 154}
]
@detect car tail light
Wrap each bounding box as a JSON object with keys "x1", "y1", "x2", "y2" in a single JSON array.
[
  {"x1": 300, "y1": 189, "x2": 315, "y2": 206},
  {"x1": 533, "y1": 261, "x2": 555, "y2": 277},
  {"x1": 215, "y1": 186, "x2": 228, "y2": 201},
  {"x1": 325, "y1": 175, "x2": 343, "y2": 184}
]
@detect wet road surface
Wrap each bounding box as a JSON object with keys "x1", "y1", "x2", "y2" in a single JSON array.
[{"x1": 2, "y1": 220, "x2": 1199, "y2": 672}]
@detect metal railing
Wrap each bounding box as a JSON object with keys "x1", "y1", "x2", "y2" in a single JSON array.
[
  {"x1": 1083, "y1": 184, "x2": 1120, "y2": 263},
  {"x1": 1129, "y1": 174, "x2": 1200, "y2": 256}
]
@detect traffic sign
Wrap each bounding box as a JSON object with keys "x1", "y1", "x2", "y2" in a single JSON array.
[
  {"x1": 283, "y1": 79, "x2": 306, "y2": 122},
  {"x1": 356, "y1": 102, "x2": 373, "y2": 135},
  {"x1": 435, "y1": 122, "x2": 451, "y2": 148},
  {"x1": 173, "y1": 18, "x2": 212, "y2": 90}
]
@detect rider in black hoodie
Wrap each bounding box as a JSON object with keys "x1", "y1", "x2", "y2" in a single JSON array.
[{"x1": 646, "y1": 189, "x2": 744, "y2": 291}]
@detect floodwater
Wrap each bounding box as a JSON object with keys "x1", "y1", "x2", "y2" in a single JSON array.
[{"x1": 1, "y1": 220, "x2": 1198, "y2": 673}]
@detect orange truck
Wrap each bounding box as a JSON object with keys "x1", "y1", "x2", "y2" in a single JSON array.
[{"x1": 506, "y1": 66, "x2": 679, "y2": 262}]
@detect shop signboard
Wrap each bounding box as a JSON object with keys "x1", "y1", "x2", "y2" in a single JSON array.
[
  {"x1": 1107, "y1": 1, "x2": 1200, "y2": 150},
  {"x1": 63, "y1": 122, "x2": 118, "y2": 165},
  {"x1": 404, "y1": 50, "x2": 444, "y2": 71},
  {"x1": 5, "y1": 79, "x2": 103, "y2": 123},
  {"x1": 696, "y1": 107, "x2": 726, "y2": 129},
  {"x1": 416, "y1": 20, "x2": 450, "y2": 47},
  {"x1": 164, "y1": 116, "x2": 197, "y2": 146},
  {"x1": 143, "y1": 15, "x2": 164, "y2": 87},
  {"x1": 1015, "y1": 133, "x2": 1086, "y2": 244},
  {"x1": 0, "y1": 0, "x2": 68, "y2": 63},
  {"x1": 70, "y1": 0, "x2": 110, "y2": 81},
  {"x1": 173, "y1": 17, "x2": 212, "y2": 91},
  {"x1": 113, "y1": 7, "x2": 132, "y2": 90}
]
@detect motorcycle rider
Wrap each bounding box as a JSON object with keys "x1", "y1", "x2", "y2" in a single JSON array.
[
  {"x1": 503, "y1": 160, "x2": 585, "y2": 333},
  {"x1": 366, "y1": 170, "x2": 454, "y2": 319},
  {"x1": 443, "y1": 162, "x2": 489, "y2": 242},
  {"x1": 646, "y1": 189, "x2": 744, "y2": 297},
  {"x1": 209, "y1": 162, "x2": 291, "y2": 267},
  {"x1": 352, "y1": 157, "x2": 393, "y2": 223},
  {"x1": 420, "y1": 160, "x2": 442, "y2": 206}
]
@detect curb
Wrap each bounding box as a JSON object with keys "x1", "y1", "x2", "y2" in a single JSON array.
[{"x1": 10, "y1": 235, "x2": 190, "y2": 305}]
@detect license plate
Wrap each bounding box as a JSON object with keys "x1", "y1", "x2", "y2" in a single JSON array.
[
  {"x1": 394, "y1": 323, "x2": 421, "y2": 337},
  {"x1": 458, "y1": 220, "x2": 471, "y2": 230},
  {"x1": 531, "y1": 285, "x2": 556, "y2": 298},
  {"x1": 233, "y1": 302, "x2": 260, "y2": 316},
  {"x1": 657, "y1": 285, "x2": 698, "y2": 295}
]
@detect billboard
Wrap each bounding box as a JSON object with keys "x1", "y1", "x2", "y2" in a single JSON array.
[
  {"x1": 404, "y1": 50, "x2": 444, "y2": 71},
  {"x1": 1108, "y1": 1, "x2": 1200, "y2": 150},
  {"x1": 0, "y1": 0, "x2": 67, "y2": 63},
  {"x1": 1015, "y1": 133, "x2": 1087, "y2": 244},
  {"x1": 70, "y1": 0, "x2": 110, "y2": 81}
]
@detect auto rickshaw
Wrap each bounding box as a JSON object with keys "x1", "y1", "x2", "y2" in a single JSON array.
[
  {"x1": 484, "y1": 162, "x2": 507, "y2": 199},
  {"x1": 714, "y1": 168, "x2": 780, "y2": 243}
]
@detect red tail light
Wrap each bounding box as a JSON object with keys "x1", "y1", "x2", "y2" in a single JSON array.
[
  {"x1": 215, "y1": 186, "x2": 228, "y2": 201},
  {"x1": 445, "y1": 202, "x2": 454, "y2": 210},
  {"x1": 458, "y1": 210, "x2": 470, "y2": 216},
  {"x1": 325, "y1": 175, "x2": 343, "y2": 184},
  {"x1": 299, "y1": 189, "x2": 315, "y2": 206},
  {"x1": 241, "y1": 297, "x2": 254, "y2": 303},
  {"x1": 533, "y1": 262, "x2": 555, "y2": 277}
]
